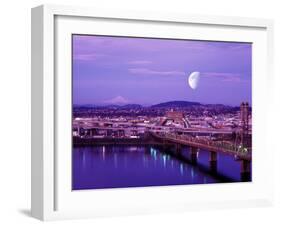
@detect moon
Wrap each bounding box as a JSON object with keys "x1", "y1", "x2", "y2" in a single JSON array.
[{"x1": 188, "y1": 71, "x2": 200, "y2": 90}]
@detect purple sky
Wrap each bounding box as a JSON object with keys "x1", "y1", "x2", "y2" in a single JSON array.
[{"x1": 72, "y1": 35, "x2": 252, "y2": 106}]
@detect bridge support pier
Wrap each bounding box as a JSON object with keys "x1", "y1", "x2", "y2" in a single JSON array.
[
  {"x1": 240, "y1": 160, "x2": 251, "y2": 181},
  {"x1": 163, "y1": 142, "x2": 168, "y2": 150},
  {"x1": 190, "y1": 147, "x2": 198, "y2": 164},
  {"x1": 209, "y1": 151, "x2": 217, "y2": 172},
  {"x1": 175, "y1": 143, "x2": 182, "y2": 155}
]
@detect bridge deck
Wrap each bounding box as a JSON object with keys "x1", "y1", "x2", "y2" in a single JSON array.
[{"x1": 151, "y1": 132, "x2": 251, "y2": 161}]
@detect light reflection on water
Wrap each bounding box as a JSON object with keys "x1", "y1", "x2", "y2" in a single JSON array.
[
  {"x1": 72, "y1": 145, "x2": 241, "y2": 190},
  {"x1": 102, "y1": 146, "x2": 105, "y2": 160},
  {"x1": 163, "y1": 155, "x2": 167, "y2": 167},
  {"x1": 180, "y1": 163, "x2": 184, "y2": 176}
]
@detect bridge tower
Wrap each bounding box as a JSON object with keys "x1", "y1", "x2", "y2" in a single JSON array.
[
  {"x1": 240, "y1": 102, "x2": 249, "y2": 133},
  {"x1": 239, "y1": 102, "x2": 251, "y2": 181},
  {"x1": 239, "y1": 102, "x2": 251, "y2": 150}
]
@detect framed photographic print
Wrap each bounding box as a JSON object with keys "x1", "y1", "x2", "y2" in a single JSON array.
[{"x1": 31, "y1": 4, "x2": 274, "y2": 221}]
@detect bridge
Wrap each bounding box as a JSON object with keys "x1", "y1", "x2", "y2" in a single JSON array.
[{"x1": 150, "y1": 132, "x2": 251, "y2": 181}]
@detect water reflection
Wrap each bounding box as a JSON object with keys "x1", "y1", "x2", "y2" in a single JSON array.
[
  {"x1": 72, "y1": 145, "x2": 240, "y2": 190},
  {"x1": 102, "y1": 146, "x2": 105, "y2": 160},
  {"x1": 114, "y1": 153, "x2": 118, "y2": 169},
  {"x1": 82, "y1": 150, "x2": 86, "y2": 170},
  {"x1": 163, "y1": 155, "x2": 167, "y2": 168},
  {"x1": 191, "y1": 167, "x2": 194, "y2": 180},
  {"x1": 180, "y1": 163, "x2": 184, "y2": 176},
  {"x1": 203, "y1": 176, "x2": 207, "y2": 183}
]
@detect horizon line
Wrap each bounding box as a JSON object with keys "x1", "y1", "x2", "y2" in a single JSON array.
[{"x1": 73, "y1": 100, "x2": 252, "y2": 108}]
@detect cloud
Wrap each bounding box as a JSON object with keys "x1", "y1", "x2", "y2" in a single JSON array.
[
  {"x1": 127, "y1": 60, "x2": 152, "y2": 65},
  {"x1": 103, "y1": 96, "x2": 130, "y2": 105},
  {"x1": 128, "y1": 68, "x2": 185, "y2": 76},
  {"x1": 73, "y1": 53, "x2": 106, "y2": 61},
  {"x1": 202, "y1": 72, "x2": 247, "y2": 82}
]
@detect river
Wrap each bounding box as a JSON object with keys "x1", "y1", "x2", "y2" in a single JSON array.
[{"x1": 72, "y1": 145, "x2": 250, "y2": 190}]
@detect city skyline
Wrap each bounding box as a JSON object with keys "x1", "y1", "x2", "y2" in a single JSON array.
[{"x1": 73, "y1": 35, "x2": 252, "y2": 106}]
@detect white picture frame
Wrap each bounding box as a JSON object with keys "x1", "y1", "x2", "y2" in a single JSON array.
[{"x1": 31, "y1": 4, "x2": 274, "y2": 221}]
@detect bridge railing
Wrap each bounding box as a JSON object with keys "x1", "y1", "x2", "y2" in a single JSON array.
[{"x1": 155, "y1": 132, "x2": 251, "y2": 157}]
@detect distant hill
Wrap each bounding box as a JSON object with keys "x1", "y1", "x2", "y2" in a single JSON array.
[
  {"x1": 74, "y1": 101, "x2": 242, "y2": 109},
  {"x1": 120, "y1": 104, "x2": 143, "y2": 109},
  {"x1": 151, "y1": 101, "x2": 201, "y2": 108}
]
